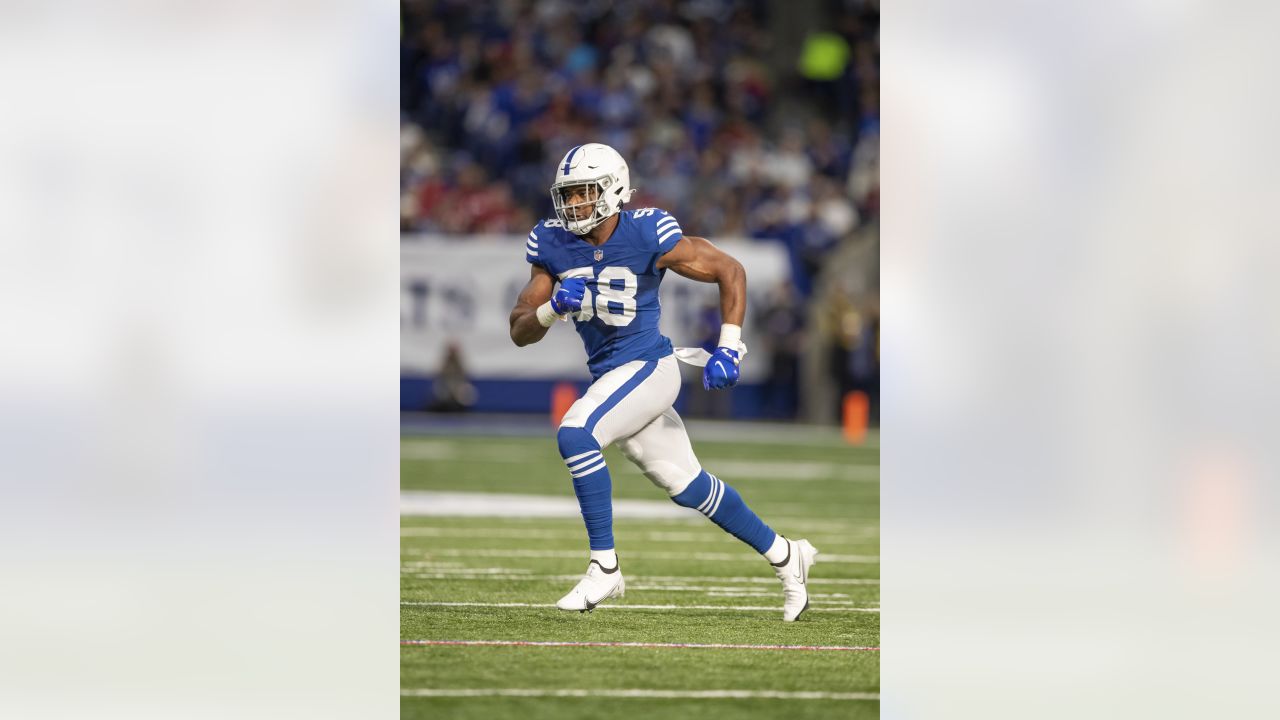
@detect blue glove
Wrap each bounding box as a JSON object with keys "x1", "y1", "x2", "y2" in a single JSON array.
[
  {"x1": 703, "y1": 347, "x2": 740, "y2": 390},
  {"x1": 551, "y1": 277, "x2": 587, "y2": 315}
]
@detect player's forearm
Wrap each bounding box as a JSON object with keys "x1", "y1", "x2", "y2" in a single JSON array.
[
  {"x1": 509, "y1": 305, "x2": 553, "y2": 347},
  {"x1": 716, "y1": 257, "x2": 747, "y2": 328}
]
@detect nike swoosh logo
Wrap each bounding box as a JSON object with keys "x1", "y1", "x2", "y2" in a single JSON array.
[{"x1": 584, "y1": 589, "x2": 612, "y2": 610}]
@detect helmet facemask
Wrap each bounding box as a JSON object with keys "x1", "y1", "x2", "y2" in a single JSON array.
[{"x1": 551, "y1": 175, "x2": 618, "y2": 235}]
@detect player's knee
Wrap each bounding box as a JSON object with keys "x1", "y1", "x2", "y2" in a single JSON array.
[
  {"x1": 556, "y1": 425, "x2": 599, "y2": 459},
  {"x1": 617, "y1": 436, "x2": 641, "y2": 465}
]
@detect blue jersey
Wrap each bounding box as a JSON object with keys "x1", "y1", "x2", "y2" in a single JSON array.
[{"x1": 526, "y1": 209, "x2": 685, "y2": 379}]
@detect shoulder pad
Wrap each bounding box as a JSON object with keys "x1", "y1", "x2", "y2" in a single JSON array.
[{"x1": 632, "y1": 208, "x2": 683, "y2": 253}]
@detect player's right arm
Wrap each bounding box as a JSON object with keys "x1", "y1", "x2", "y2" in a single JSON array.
[
  {"x1": 510, "y1": 265, "x2": 589, "y2": 346},
  {"x1": 509, "y1": 264, "x2": 558, "y2": 347}
]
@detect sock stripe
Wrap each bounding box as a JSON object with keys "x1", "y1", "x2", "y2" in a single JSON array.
[
  {"x1": 700, "y1": 477, "x2": 721, "y2": 518},
  {"x1": 570, "y1": 458, "x2": 608, "y2": 478},
  {"x1": 671, "y1": 471, "x2": 776, "y2": 556},
  {"x1": 706, "y1": 476, "x2": 726, "y2": 517},
  {"x1": 703, "y1": 478, "x2": 723, "y2": 516},
  {"x1": 566, "y1": 452, "x2": 603, "y2": 472},
  {"x1": 696, "y1": 479, "x2": 718, "y2": 513},
  {"x1": 564, "y1": 450, "x2": 600, "y2": 466}
]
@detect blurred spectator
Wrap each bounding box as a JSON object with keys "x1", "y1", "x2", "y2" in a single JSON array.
[
  {"x1": 400, "y1": 0, "x2": 879, "y2": 295},
  {"x1": 757, "y1": 281, "x2": 806, "y2": 419},
  {"x1": 827, "y1": 290, "x2": 879, "y2": 423},
  {"x1": 429, "y1": 343, "x2": 477, "y2": 413}
]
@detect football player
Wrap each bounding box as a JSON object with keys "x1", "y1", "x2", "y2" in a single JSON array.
[{"x1": 509, "y1": 143, "x2": 818, "y2": 621}]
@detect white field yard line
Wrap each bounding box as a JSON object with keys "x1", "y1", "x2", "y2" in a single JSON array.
[
  {"x1": 402, "y1": 515, "x2": 877, "y2": 534},
  {"x1": 400, "y1": 574, "x2": 867, "y2": 598},
  {"x1": 401, "y1": 601, "x2": 880, "y2": 613},
  {"x1": 402, "y1": 442, "x2": 876, "y2": 482},
  {"x1": 402, "y1": 491, "x2": 697, "y2": 520},
  {"x1": 403, "y1": 424, "x2": 877, "y2": 450},
  {"x1": 411, "y1": 548, "x2": 879, "y2": 563},
  {"x1": 402, "y1": 576, "x2": 878, "y2": 602},
  {"x1": 633, "y1": 587, "x2": 856, "y2": 597},
  {"x1": 401, "y1": 566, "x2": 534, "y2": 575},
  {"x1": 701, "y1": 592, "x2": 866, "y2": 604},
  {"x1": 770, "y1": 519, "x2": 878, "y2": 533},
  {"x1": 400, "y1": 442, "x2": 536, "y2": 462},
  {"x1": 640, "y1": 531, "x2": 876, "y2": 544},
  {"x1": 400, "y1": 527, "x2": 874, "y2": 547},
  {"x1": 401, "y1": 639, "x2": 878, "y2": 652},
  {"x1": 400, "y1": 571, "x2": 879, "y2": 585},
  {"x1": 401, "y1": 576, "x2": 870, "y2": 599},
  {"x1": 401, "y1": 688, "x2": 879, "y2": 700},
  {"x1": 696, "y1": 459, "x2": 878, "y2": 482}
]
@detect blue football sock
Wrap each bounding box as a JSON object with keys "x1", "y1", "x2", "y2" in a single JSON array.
[
  {"x1": 671, "y1": 470, "x2": 777, "y2": 554},
  {"x1": 557, "y1": 426, "x2": 614, "y2": 550}
]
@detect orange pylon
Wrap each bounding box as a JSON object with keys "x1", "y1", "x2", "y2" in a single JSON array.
[
  {"x1": 551, "y1": 382, "x2": 579, "y2": 426},
  {"x1": 843, "y1": 391, "x2": 869, "y2": 444}
]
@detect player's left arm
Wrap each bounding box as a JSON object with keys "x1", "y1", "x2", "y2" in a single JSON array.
[
  {"x1": 657, "y1": 235, "x2": 746, "y2": 325},
  {"x1": 657, "y1": 235, "x2": 747, "y2": 389}
]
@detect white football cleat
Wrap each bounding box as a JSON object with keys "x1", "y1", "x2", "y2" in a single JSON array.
[
  {"x1": 771, "y1": 537, "x2": 819, "y2": 622},
  {"x1": 556, "y1": 557, "x2": 625, "y2": 612}
]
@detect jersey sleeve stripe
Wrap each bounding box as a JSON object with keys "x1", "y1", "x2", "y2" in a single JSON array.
[
  {"x1": 527, "y1": 239, "x2": 539, "y2": 249},
  {"x1": 526, "y1": 249, "x2": 539, "y2": 257},
  {"x1": 657, "y1": 227, "x2": 682, "y2": 244},
  {"x1": 657, "y1": 217, "x2": 679, "y2": 229}
]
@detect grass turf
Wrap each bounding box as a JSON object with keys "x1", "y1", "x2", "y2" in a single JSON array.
[{"x1": 401, "y1": 431, "x2": 879, "y2": 719}]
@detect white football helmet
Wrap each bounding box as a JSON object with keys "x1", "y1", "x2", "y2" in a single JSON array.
[{"x1": 550, "y1": 143, "x2": 637, "y2": 235}]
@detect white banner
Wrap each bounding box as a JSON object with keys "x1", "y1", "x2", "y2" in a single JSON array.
[{"x1": 401, "y1": 235, "x2": 789, "y2": 380}]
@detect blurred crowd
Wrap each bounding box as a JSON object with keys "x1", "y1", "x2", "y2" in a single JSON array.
[
  {"x1": 401, "y1": 0, "x2": 879, "y2": 421},
  {"x1": 401, "y1": 0, "x2": 878, "y2": 297}
]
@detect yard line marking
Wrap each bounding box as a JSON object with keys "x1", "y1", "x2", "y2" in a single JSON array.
[
  {"x1": 413, "y1": 548, "x2": 879, "y2": 563},
  {"x1": 401, "y1": 441, "x2": 533, "y2": 462},
  {"x1": 402, "y1": 491, "x2": 698, "y2": 519},
  {"x1": 401, "y1": 514, "x2": 876, "y2": 534},
  {"x1": 401, "y1": 527, "x2": 875, "y2": 548},
  {"x1": 607, "y1": 574, "x2": 880, "y2": 586},
  {"x1": 401, "y1": 688, "x2": 879, "y2": 700},
  {"x1": 696, "y1": 459, "x2": 879, "y2": 482},
  {"x1": 401, "y1": 601, "x2": 879, "y2": 613},
  {"x1": 402, "y1": 527, "x2": 582, "y2": 539},
  {"x1": 636, "y1": 587, "x2": 854, "y2": 597},
  {"x1": 770, "y1": 518, "x2": 879, "y2": 532},
  {"x1": 401, "y1": 639, "x2": 878, "y2": 652},
  {"x1": 402, "y1": 423, "x2": 877, "y2": 448},
  {"x1": 400, "y1": 564, "x2": 532, "y2": 574},
  {"x1": 400, "y1": 572, "x2": 879, "y2": 585},
  {"x1": 402, "y1": 444, "x2": 877, "y2": 481}
]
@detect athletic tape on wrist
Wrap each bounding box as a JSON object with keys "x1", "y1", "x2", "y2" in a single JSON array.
[
  {"x1": 536, "y1": 301, "x2": 562, "y2": 327},
  {"x1": 718, "y1": 323, "x2": 742, "y2": 351}
]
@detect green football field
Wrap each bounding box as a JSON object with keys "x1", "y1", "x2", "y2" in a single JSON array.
[{"x1": 401, "y1": 426, "x2": 879, "y2": 719}]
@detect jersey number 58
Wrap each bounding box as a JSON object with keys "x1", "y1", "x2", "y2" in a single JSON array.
[{"x1": 561, "y1": 266, "x2": 637, "y2": 327}]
